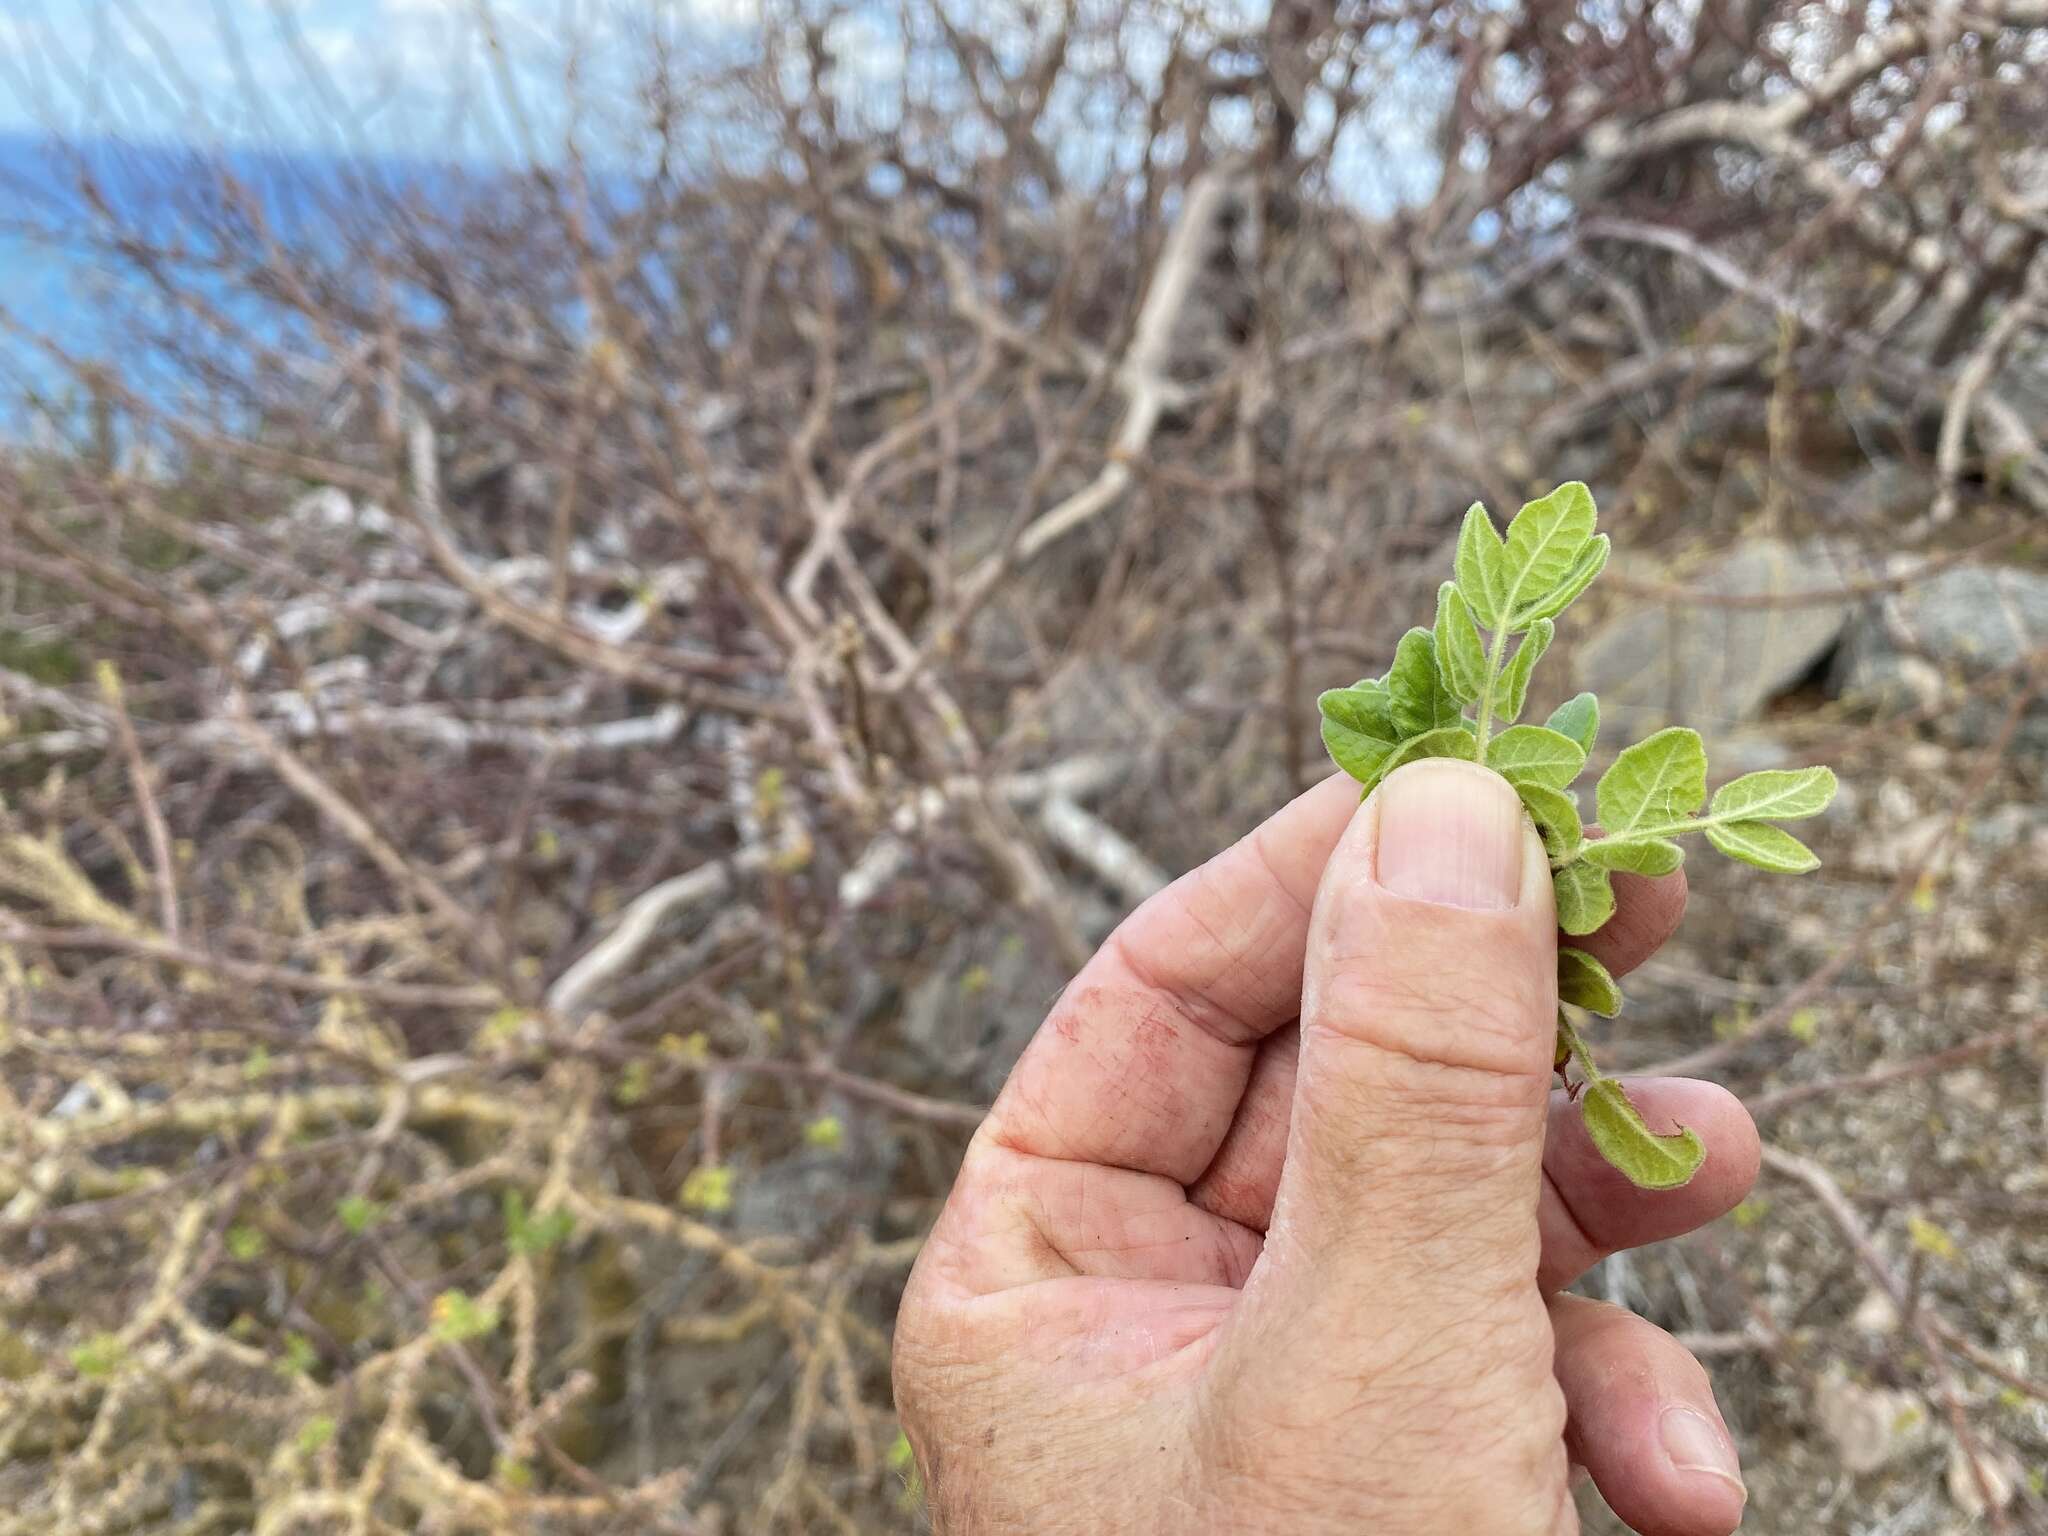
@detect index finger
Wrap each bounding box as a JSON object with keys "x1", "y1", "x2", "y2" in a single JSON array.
[
  {"x1": 980, "y1": 773, "x2": 1690, "y2": 1188},
  {"x1": 980, "y1": 773, "x2": 1358, "y2": 1184}
]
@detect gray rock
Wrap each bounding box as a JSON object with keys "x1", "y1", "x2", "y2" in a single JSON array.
[
  {"x1": 1813, "y1": 1371, "x2": 1936, "y2": 1475},
  {"x1": 1947, "y1": 1438, "x2": 2024, "y2": 1519},
  {"x1": 1831, "y1": 461, "x2": 1935, "y2": 524},
  {"x1": 729, "y1": 1140, "x2": 897, "y2": 1245},
  {"x1": 1702, "y1": 730, "x2": 1798, "y2": 777},
  {"x1": 1575, "y1": 539, "x2": 1856, "y2": 738},
  {"x1": 896, "y1": 922, "x2": 1070, "y2": 1104},
  {"x1": 1965, "y1": 801, "x2": 2046, "y2": 853},
  {"x1": 1830, "y1": 565, "x2": 2048, "y2": 751}
]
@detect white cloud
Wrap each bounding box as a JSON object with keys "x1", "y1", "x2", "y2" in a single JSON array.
[{"x1": 679, "y1": 0, "x2": 762, "y2": 27}]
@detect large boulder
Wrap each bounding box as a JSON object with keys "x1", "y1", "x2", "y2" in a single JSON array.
[
  {"x1": 1573, "y1": 538, "x2": 1855, "y2": 739},
  {"x1": 1830, "y1": 564, "x2": 2048, "y2": 752}
]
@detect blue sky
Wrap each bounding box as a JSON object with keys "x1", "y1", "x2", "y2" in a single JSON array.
[
  {"x1": 0, "y1": 0, "x2": 774, "y2": 159},
  {"x1": 0, "y1": 0, "x2": 1451, "y2": 216}
]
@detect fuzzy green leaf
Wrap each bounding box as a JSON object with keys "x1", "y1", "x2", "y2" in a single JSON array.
[
  {"x1": 1495, "y1": 619, "x2": 1553, "y2": 725},
  {"x1": 1433, "y1": 582, "x2": 1487, "y2": 704},
  {"x1": 1318, "y1": 684, "x2": 1399, "y2": 784},
  {"x1": 1580, "y1": 1078, "x2": 1705, "y2": 1189},
  {"x1": 1708, "y1": 766, "x2": 1837, "y2": 823},
  {"x1": 1517, "y1": 534, "x2": 1611, "y2": 624},
  {"x1": 1388, "y1": 628, "x2": 1463, "y2": 738},
  {"x1": 1596, "y1": 727, "x2": 1708, "y2": 838},
  {"x1": 1515, "y1": 780, "x2": 1584, "y2": 862},
  {"x1": 1581, "y1": 837, "x2": 1686, "y2": 876},
  {"x1": 1545, "y1": 692, "x2": 1600, "y2": 755},
  {"x1": 1704, "y1": 820, "x2": 1820, "y2": 873},
  {"x1": 1376, "y1": 726, "x2": 1480, "y2": 786},
  {"x1": 1454, "y1": 502, "x2": 1507, "y2": 627},
  {"x1": 1486, "y1": 725, "x2": 1586, "y2": 789},
  {"x1": 1497, "y1": 482, "x2": 1597, "y2": 627},
  {"x1": 1558, "y1": 947, "x2": 1622, "y2": 1016},
  {"x1": 1554, "y1": 858, "x2": 1615, "y2": 935},
  {"x1": 1321, "y1": 680, "x2": 1395, "y2": 737},
  {"x1": 1306, "y1": 478, "x2": 1838, "y2": 1204}
]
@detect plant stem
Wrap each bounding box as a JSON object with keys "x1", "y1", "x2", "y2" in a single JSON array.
[
  {"x1": 1473, "y1": 624, "x2": 1512, "y2": 757},
  {"x1": 1615, "y1": 809, "x2": 1767, "y2": 842},
  {"x1": 1555, "y1": 1012, "x2": 1605, "y2": 1084}
]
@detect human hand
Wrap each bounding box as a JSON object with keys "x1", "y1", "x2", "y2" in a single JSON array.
[{"x1": 893, "y1": 759, "x2": 1759, "y2": 1535}]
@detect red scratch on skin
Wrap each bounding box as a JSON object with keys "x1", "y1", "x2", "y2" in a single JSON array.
[
  {"x1": 1128, "y1": 1001, "x2": 1182, "y2": 1072},
  {"x1": 1053, "y1": 983, "x2": 1193, "y2": 1084},
  {"x1": 1100, "y1": 994, "x2": 1192, "y2": 1138},
  {"x1": 1023, "y1": 982, "x2": 1258, "y2": 1174}
]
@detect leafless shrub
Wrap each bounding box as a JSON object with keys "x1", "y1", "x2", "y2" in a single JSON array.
[{"x1": 0, "y1": 2, "x2": 2043, "y2": 1531}]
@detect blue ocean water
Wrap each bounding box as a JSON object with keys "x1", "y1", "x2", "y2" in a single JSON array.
[
  {"x1": 0, "y1": 132, "x2": 487, "y2": 424},
  {"x1": 0, "y1": 135, "x2": 105, "y2": 381}
]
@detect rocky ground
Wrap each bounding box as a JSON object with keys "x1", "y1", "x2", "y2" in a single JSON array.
[{"x1": 1564, "y1": 554, "x2": 2048, "y2": 1533}]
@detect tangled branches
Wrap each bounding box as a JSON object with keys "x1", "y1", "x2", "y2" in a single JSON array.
[
  {"x1": 0, "y1": 0, "x2": 2045, "y2": 1529},
  {"x1": 0, "y1": 1020, "x2": 914, "y2": 1533}
]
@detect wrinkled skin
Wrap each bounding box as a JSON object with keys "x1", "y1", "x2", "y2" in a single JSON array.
[{"x1": 895, "y1": 761, "x2": 1757, "y2": 1535}]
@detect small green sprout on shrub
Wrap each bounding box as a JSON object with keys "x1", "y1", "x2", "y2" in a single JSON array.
[
  {"x1": 335, "y1": 1195, "x2": 383, "y2": 1235},
  {"x1": 295, "y1": 1415, "x2": 337, "y2": 1457},
  {"x1": 679, "y1": 1163, "x2": 735, "y2": 1215},
  {"x1": 1318, "y1": 482, "x2": 1836, "y2": 1189},
  {"x1": 502, "y1": 1190, "x2": 575, "y2": 1256},
  {"x1": 68, "y1": 1332, "x2": 126, "y2": 1379},
  {"x1": 429, "y1": 1290, "x2": 501, "y2": 1345},
  {"x1": 277, "y1": 1333, "x2": 318, "y2": 1379}
]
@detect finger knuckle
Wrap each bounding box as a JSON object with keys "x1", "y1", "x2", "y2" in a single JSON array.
[{"x1": 1309, "y1": 958, "x2": 1552, "y2": 1083}]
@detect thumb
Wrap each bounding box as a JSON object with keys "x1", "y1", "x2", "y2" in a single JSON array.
[
  {"x1": 1208, "y1": 758, "x2": 1567, "y2": 1517},
  {"x1": 1265, "y1": 756, "x2": 1558, "y2": 1313}
]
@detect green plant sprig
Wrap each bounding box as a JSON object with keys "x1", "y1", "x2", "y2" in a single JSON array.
[{"x1": 1317, "y1": 482, "x2": 1837, "y2": 1190}]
